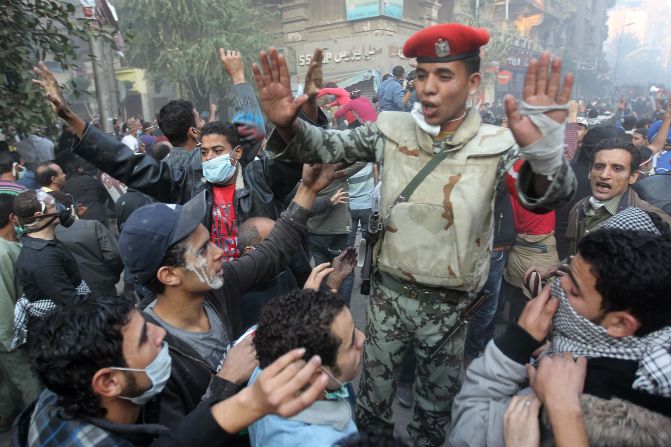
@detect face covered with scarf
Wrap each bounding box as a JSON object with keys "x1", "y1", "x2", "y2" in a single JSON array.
[{"x1": 549, "y1": 258, "x2": 671, "y2": 397}]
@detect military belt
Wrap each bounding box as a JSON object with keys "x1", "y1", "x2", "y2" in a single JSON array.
[{"x1": 375, "y1": 271, "x2": 463, "y2": 306}]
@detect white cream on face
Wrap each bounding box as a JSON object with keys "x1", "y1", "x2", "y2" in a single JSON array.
[{"x1": 185, "y1": 246, "x2": 223, "y2": 290}]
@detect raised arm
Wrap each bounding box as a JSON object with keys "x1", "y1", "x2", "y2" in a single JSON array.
[
  {"x1": 504, "y1": 52, "x2": 577, "y2": 205},
  {"x1": 220, "y1": 49, "x2": 266, "y2": 166},
  {"x1": 33, "y1": 61, "x2": 188, "y2": 203},
  {"x1": 649, "y1": 101, "x2": 671, "y2": 154}
]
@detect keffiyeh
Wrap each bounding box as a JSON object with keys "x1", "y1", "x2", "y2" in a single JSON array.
[
  {"x1": 11, "y1": 280, "x2": 91, "y2": 349},
  {"x1": 602, "y1": 206, "x2": 662, "y2": 235},
  {"x1": 548, "y1": 278, "x2": 671, "y2": 397}
]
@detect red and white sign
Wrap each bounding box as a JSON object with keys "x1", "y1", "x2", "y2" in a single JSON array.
[{"x1": 497, "y1": 70, "x2": 512, "y2": 85}]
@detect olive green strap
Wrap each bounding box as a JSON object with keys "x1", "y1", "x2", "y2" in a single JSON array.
[{"x1": 394, "y1": 149, "x2": 451, "y2": 205}]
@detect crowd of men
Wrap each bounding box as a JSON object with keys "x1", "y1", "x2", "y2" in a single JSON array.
[{"x1": 0, "y1": 21, "x2": 670, "y2": 447}]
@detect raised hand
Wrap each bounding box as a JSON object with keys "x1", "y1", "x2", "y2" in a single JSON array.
[
  {"x1": 238, "y1": 348, "x2": 328, "y2": 418},
  {"x1": 505, "y1": 52, "x2": 574, "y2": 148},
  {"x1": 219, "y1": 49, "x2": 245, "y2": 84},
  {"x1": 32, "y1": 61, "x2": 68, "y2": 118},
  {"x1": 326, "y1": 248, "x2": 357, "y2": 293},
  {"x1": 329, "y1": 187, "x2": 349, "y2": 206},
  {"x1": 303, "y1": 262, "x2": 335, "y2": 291},
  {"x1": 217, "y1": 334, "x2": 258, "y2": 385},
  {"x1": 303, "y1": 48, "x2": 324, "y2": 100},
  {"x1": 252, "y1": 48, "x2": 308, "y2": 130},
  {"x1": 301, "y1": 162, "x2": 350, "y2": 193}
]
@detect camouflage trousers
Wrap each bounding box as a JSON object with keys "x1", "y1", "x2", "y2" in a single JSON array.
[{"x1": 356, "y1": 278, "x2": 466, "y2": 447}]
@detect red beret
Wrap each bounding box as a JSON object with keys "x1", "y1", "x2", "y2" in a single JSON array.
[{"x1": 403, "y1": 23, "x2": 490, "y2": 63}]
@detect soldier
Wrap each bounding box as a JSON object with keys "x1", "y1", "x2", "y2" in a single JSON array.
[{"x1": 252, "y1": 23, "x2": 577, "y2": 446}]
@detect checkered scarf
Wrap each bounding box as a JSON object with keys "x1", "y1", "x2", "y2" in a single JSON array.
[
  {"x1": 548, "y1": 278, "x2": 671, "y2": 397},
  {"x1": 602, "y1": 206, "x2": 662, "y2": 235},
  {"x1": 11, "y1": 281, "x2": 91, "y2": 350}
]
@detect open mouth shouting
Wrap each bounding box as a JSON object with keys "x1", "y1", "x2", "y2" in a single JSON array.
[
  {"x1": 594, "y1": 181, "x2": 611, "y2": 195},
  {"x1": 421, "y1": 102, "x2": 439, "y2": 119}
]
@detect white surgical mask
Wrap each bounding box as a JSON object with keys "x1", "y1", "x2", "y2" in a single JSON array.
[
  {"x1": 111, "y1": 342, "x2": 172, "y2": 405},
  {"x1": 202, "y1": 153, "x2": 237, "y2": 184}
]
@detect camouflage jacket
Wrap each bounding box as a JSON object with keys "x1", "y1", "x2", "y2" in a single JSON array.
[{"x1": 266, "y1": 109, "x2": 576, "y2": 291}]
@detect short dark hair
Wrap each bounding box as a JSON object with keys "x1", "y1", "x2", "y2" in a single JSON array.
[
  {"x1": 0, "y1": 194, "x2": 14, "y2": 227},
  {"x1": 144, "y1": 238, "x2": 188, "y2": 294},
  {"x1": 200, "y1": 121, "x2": 241, "y2": 148},
  {"x1": 592, "y1": 138, "x2": 640, "y2": 173},
  {"x1": 255, "y1": 289, "x2": 347, "y2": 371},
  {"x1": 157, "y1": 99, "x2": 196, "y2": 147},
  {"x1": 13, "y1": 190, "x2": 41, "y2": 224},
  {"x1": 578, "y1": 229, "x2": 671, "y2": 335},
  {"x1": 634, "y1": 128, "x2": 648, "y2": 140},
  {"x1": 392, "y1": 65, "x2": 405, "y2": 78},
  {"x1": 461, "y1": 55, "x2": 481, "y2": 76},
  {"x1": 0, "y1": 151, "x2": 19, "y2": 175},
  {"x1": 637, "y1": 146, "x2": 653, "y2": 165},
  {"x1": 622, "y1": 116, "x2": 637, "y2": 131},
  {"x1": 30, "y1": 296, "x2": 134, "y2": 418},
  {"x1": 636, "y1": 118, "x2": 652, "y2": 129},
  {"x1": 35, "y1": 161, "x2": 58, "y2": 187}
]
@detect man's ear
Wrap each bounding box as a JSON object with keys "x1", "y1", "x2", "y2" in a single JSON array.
[
  {"x1": 628, "y1": 170, "x2": 640, "y2": 184},
  {"x1": 232, "y1": 145, "x2": 243, "y2": 162},
  {"x1": 603, "y1": 311, "x2": 640, "y2": 338},
  {"x1": 468, "y1": 72, "x2": 482, "y2": 96},
  {"x1": 156, "y1": 265, "x2": 182, "y2": 289},
  {"x1": 91, "y1": 368, "x2": 125, "y2": 398}
]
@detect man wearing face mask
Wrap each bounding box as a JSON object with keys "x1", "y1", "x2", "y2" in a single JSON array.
[
  {"x1": 10, "y1": 189, "x2": 87, "y2": 349},
  {"x1": 451, "y1": 215, "x2": 671, "y2": 446},
  {"x1": 0, "y1": 151, "x2": 28, "y2": 194},
  {"x1": 12, "y1": 296, "x2": 331, "y2": 446}
]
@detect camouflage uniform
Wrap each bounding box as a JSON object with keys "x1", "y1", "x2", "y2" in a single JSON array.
[{"x1": 266, "y1": 108, "x2": 576, "y2": 446}]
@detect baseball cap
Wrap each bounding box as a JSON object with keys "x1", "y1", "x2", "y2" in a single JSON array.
[
  {"x1": 576, "y1": 117, "x2": 588, "y2": 127},
  {"x1": 119, "y1": 191, "x2": 207, "y2": 285}
]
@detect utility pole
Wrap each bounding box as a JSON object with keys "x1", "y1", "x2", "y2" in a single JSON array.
[
  {"x1": 101, "y1": 35, "x2": 120, "y2": 123},
  {"x1": 89, "y1": 33, "x2": 114, "y2": 133}
]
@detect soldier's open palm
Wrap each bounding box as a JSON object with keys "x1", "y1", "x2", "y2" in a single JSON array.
[
  {"x1": 253, "y1": 48, "x2": 308, "y2": 129},
  {"x1": 505, "y1": 52, "x2": 574, "y2": 148}
]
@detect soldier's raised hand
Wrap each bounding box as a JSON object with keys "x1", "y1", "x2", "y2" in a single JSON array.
[
  {"x1": 504, "y1": 52, "x2": 574, "y2": 148},
  {"x1": 253, "y1": 48, "x2": 308, "y2": 131}
]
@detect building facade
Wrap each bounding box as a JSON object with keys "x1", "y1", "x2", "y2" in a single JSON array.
[{"x1": 274, "y1": 0, "x2": 615, "y2": 103}]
